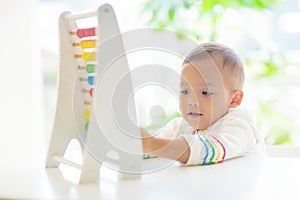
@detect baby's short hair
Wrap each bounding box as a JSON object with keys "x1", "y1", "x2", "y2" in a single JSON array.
[{"x1": 183, "y1": 42, "x2": 245, "y2": 89}]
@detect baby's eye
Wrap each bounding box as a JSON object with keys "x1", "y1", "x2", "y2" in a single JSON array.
[
  {"x1": 202, "y1": 91, "x2": 213, "y2": 96},
  {"x1": 180, "y1": 90, "x2": 189, "y2": 94}
]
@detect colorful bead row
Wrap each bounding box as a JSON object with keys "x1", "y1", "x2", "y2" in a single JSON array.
[{"x1": 70, "y1": 26, "x2": 97, "y2": 132}]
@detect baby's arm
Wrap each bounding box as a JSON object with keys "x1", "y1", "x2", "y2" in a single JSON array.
[
  {"x1": 140, "y1": 111, "x2": 259, "y2": 165},
  {"x1": 140, "y1": 128, "x2": 190, "y2": 164}
]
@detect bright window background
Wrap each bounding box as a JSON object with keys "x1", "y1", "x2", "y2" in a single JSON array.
[{"x1": 39, "y1": 0, "x2": 300, "y2": 146}]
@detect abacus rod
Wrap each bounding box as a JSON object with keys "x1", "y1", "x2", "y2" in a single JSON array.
[
  {"x1": 53, "y1": 155, "x2": 82, "y2": 170},
  {"x1": 66, "y1": 11, "x2": 98, "y2": 21}
]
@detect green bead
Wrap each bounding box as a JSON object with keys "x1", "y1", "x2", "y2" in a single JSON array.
[
  {"x1": 86, "y1": 64, "x2": 95, "y2": 73},
  {"x1": 85, "y1": 122, "x2": 89, "y2": 132}
]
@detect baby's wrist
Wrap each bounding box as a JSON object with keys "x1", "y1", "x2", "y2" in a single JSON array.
[{"x1": 140, "y1": 128, "x2": 155, "y2": 153}]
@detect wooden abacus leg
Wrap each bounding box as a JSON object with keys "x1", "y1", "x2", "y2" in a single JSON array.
[
  {"x1": 79, "y1": 150, "x2": 101, "y2": 183},
  {"x1": 45, "y1": 133, "x2": 73, "y2": 168}
]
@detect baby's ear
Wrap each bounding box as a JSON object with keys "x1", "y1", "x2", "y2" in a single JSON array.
[{"x1": 230, "y1": 90, "x2": 244, "y2": 108}]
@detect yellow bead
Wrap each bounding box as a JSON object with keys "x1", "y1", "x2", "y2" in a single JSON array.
[
  {"x1": 84, "y1": 109, "x2": 91, "y2": 120},
  {"x1": 82, "y1": 52, "x2": 96, "y2": 61},
  {"x1": 81, "y1": 40, "x2": 96, "y2": 48}
]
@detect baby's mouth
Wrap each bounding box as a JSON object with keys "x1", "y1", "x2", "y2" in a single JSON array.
[{"x1": 188, "y1": 112, "x2": 204, "y2": 118}]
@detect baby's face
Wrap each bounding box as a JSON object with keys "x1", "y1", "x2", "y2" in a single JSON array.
[{"x1": 179, "y1": 56, "x2": 234, "y2": 130}]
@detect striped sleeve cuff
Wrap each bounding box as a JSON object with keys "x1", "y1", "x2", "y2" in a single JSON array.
[{"x1": 181, "y1": 134, "x2": 227, "y2": 165}]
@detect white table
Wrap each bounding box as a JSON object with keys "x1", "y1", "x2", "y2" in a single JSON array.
[{"x1": 0, "y1": 149, "x2": 299, "y2": 200}]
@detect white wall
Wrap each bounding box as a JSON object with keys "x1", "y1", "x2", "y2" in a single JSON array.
[{"x1": 0, "y1": 0, "x2": 44, "y2": 166}]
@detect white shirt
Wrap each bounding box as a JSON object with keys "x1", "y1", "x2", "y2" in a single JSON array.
[{"x1": 159, "y1": 108, "x2": 265, "y2": 165}]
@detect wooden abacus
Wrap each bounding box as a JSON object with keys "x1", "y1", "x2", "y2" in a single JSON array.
[{"x1": 45, "y1": 4, "x2": 143, "y2": 183}]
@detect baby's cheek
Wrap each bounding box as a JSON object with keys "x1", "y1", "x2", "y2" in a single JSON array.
[
  {"x1": 211, "y1": 103, "x2": 228, "y2": 122},
  {"x1": 179, "y1": 99, "x2": 184, "y2": 112}
]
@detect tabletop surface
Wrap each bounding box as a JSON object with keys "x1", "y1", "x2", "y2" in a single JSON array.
[{"x1": 0, "y1": 147, "x2": 299, "y2": 200}]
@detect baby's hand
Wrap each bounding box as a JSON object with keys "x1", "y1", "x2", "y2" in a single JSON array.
[
  {"x1": 140, "y1": 128, "x2": 154, "y2": 153},
  {"x1": 140, "y1": 128, "x2": 190, "y2": 163}
]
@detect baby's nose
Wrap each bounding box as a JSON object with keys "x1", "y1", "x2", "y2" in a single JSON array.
[
  {"x1": 188, "y1": 95, "x2": 201, "y2": 106},
  {"x1": 188, "y1": 101, "x2": 199, "y2": 106}
]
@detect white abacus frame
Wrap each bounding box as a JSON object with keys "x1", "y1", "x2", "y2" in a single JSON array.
[{"x1": 45, "y1": 4, "x2": 143, "y2": 184}]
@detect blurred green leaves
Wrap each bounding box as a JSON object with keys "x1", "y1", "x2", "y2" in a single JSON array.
[{"x1": 257, "y1": 100, "x2": 299, "y2": 145}]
